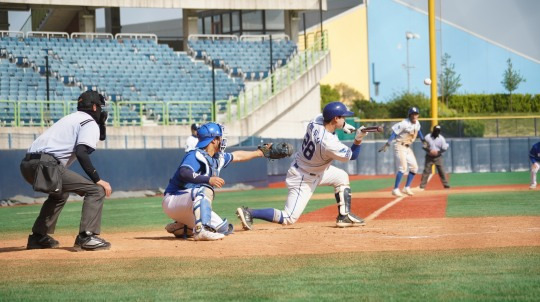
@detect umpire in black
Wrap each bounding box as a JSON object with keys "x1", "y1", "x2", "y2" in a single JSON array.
[
  {"x1": 20, "y1": 91, "x2": 112, "y2": 251},
  {"x1": 419, "y1": 125, "x2": 450, "y2": 189}
]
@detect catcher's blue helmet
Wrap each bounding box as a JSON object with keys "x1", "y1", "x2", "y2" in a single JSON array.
[
  {"x1": 408, "y1": 107, "x2": 420, "y2": 116},
  {"x1": 323, "y1": 101, "x2": 354, "y2": 122},
  {"x1": 196, "y1": 122, "x2": 223, "y2": 149}
]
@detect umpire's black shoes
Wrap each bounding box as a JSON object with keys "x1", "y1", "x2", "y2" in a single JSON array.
[
  {"x1": 74, "y1": 231, "x2": 111, "y2": 251},
  {"x1": 26, "y1": 233, "x2": 60, "y2": 249}
]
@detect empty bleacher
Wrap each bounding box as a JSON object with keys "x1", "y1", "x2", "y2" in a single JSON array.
[
  {"x1": 187, "y1": 34, "x2": 297, "y2": 80},
  {"x1": 3, "y1": 31, "x2": 294, "y2": 126}
]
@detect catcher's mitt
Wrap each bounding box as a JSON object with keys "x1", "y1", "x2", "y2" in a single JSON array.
[{"x1": 259, "y1": 142, "x2": 294, "y2": 159}]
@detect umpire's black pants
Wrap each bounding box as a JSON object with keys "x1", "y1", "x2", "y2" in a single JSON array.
[
  {"x1": 20, "y1": 154, "x2": 106, "y2": 235},
  {"x1": 419, "y1": 155, "x2": 449, "y2": 188}
]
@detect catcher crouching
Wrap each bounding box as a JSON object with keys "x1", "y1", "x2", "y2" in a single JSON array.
[{"x1": 162, "y1": 122, "x2": 293, "y2": 241}]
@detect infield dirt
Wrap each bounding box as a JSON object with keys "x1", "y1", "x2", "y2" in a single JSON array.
[{"x1": 1, "y1": 183, "x2": 538, "y2": 260}]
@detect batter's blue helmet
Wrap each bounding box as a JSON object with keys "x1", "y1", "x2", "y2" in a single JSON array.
[
  {"x1": 408, "y1": 107, "x2": 420, "y2": 116},
  {"x1": 196, "y1": 122, "x2": 223, "y2": 149},
  {"x1": 323, "y1": 101, "x2": 354, "y2": 122}
]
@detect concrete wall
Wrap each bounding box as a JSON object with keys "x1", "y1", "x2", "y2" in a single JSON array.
[
  {"x1": 266, "y1": 137, "x2": 539, "y2": 176},
  {"x1": 301, "y1": 4, "x2": 370, "y2": 100},
  {"x1": 5, "y1": 0, "x2": 326, "y2": 10},
  {"x1": 227, "y1": 51, "x2": 331, "y2": 138},
  {"x1": 0, "y1": 146, "x2": 268, "y2": 200}
]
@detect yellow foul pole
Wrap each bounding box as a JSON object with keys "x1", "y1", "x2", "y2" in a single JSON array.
[{"x1": 428, "y1": 0, "x2": 438, "y2": 128}]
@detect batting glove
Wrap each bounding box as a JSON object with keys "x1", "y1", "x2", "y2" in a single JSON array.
[
  {"x1": 343, "y1": 123, "x2": 355, "y2": 134},
  {"x1": 355, "y1": 126, "x2": 368, "y2": 141}
]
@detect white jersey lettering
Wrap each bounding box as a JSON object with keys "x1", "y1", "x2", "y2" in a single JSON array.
[{"x1": 294, "y1": 114, "x2": 352, "y2": 174}]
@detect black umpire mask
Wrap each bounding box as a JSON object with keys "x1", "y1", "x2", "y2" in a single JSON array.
[
  {"x1": 77, "y1": 91, "x2": 108, "y2": 141},
  {"x1": 432, "y1": 127, "x2": 441, "y2": 139}
]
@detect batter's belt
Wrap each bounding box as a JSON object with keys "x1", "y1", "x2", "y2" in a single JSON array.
[{"x1": 293, "y1": 162, "x2": 317, "y2": 176}]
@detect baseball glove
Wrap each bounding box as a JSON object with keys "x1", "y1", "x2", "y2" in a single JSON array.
[{"x1": 259, "y1": 142, "x2": 294, "y2": 159}]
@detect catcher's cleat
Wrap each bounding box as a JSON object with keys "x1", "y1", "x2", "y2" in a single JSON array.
[
  {"x1": 26, "y1": 233, "x2": 59, "y2": 250},
  {"x1": 165, "y1": 221, "x2": 193, "y2": 238},
  {"x1": 336, "y1": 213, "x2": 366, "y2": 228},
  {"x1": 392, "y1": 188, "x2": 404, "y2": 197},
  {"x1": 236, "y1": 206, "x2": 253, "y2": 231},
  {"x1": 73, "y1": 231, "x2": 111, "y2": 251},
  {"x1": 402, "y1": 187, "x2": 414, "y2": 196},
  {"x1": 193, "y1": 226, "x2": 224, "y2": 241}
]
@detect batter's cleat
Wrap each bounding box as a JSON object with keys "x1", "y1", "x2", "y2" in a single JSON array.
[
  {"x1": 392, "y1": 188, "x2": 404, "y2": 197},
  {"x1": 73, "y1": 231, "x2": 111, "y2": 251},
  {"x1": 336, "y1": 213, "x2": 366, "y2": 228},
  {"x1": 402, "y1": 187, "x2": 414, "y2": 196},
  {"x1": 26, "y1": 233, "x2": 59, "y2": 250},
  {"x1": 530, "y1": 184, "x2": 537, "y2": 190},
  {"x1": 236, "y1": 206, "x2": 253, "y2": 231},
  {"x1": 193, "y1": 226, "x2": 224, "y2": 241}
]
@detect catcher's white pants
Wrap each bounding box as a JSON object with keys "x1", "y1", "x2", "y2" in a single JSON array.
[
  {"x1": 394, "y1": 143, "x2": 418, "y2": 174},
  {"x1": 162, "y1": 189, "x2": 225, "y2": 229},
  {"x1": 280, "y1": 164, "x2": 349, "y2": 225}
]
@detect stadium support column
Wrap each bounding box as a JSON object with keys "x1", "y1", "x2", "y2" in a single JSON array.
[
  {"x1": 182, "y1": 9, "x2": 198, "y2": 51},
  {"x1": 0, "y1": 10, "x2": 9, "y2": 31},
  {"x1": 284, "y1": 10, "x2": 299, "y2": 44},
  {"x1": 79, "y1": 10, "x2": 96, "y2": 33},
  {"x1": 428, "y1": 0, "x2": 438, "y2": 128},
  {"x1": 105, "y1": 8, "x2": 121, "y2": 36}
]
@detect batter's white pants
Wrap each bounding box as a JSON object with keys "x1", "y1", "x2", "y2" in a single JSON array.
[
  {"x1": 162, "y1": 189, "x2": 225, "y2": 229},
  {"x1": 280, "y1": 164, "x2": 349, "y2": 225},
  {"x1": 394, "y1": 143, "x2": 418, "y2": 174}
]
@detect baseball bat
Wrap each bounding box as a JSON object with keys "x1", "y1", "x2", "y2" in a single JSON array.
[{"x1": 360, "y1": 125, "x2": 384, "y2": 133}]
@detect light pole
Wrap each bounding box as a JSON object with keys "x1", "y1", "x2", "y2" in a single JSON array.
[{"x1": 404, "y1": 31, "x2": 420, "y2": 92}]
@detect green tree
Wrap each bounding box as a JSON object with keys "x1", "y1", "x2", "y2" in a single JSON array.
[
  {"x1": 334, "y1": 83, "x2": 365, "y2": 107},
  {"x1": 320, "y1": 84, "x2": 341, "y2": 110},
  {"x1": 352, "y1": 99, "x2": 389, "y2": 119},
  {"x1": 501, "y1": 58, "x2": 526, "y2": 112},
  {"x1": 438, "y1": 53, "x2": 461, "y2": 105}
]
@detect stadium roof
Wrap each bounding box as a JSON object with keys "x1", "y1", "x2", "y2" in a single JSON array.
[{"x1": 1, "y1": 0, "x2": 327, "y2": 10}]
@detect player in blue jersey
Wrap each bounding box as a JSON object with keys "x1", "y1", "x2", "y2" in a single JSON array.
[
  {"x1": 529, "y1": 141, "x2": 540, "y2": 190},
  {"x1": 162, "y1": 122, "x2": 267, "y2": 241}
]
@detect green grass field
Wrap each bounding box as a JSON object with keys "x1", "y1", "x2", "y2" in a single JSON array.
[
  {"x1": 0, "y1": 171, "x2": 538, "y2": 301},
  {"x1": 1, "y1": 248, "x2": 538, "y2": 301}
]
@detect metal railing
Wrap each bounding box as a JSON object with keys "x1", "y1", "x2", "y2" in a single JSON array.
[
  {"x1": 0, "y1": 100, "x2": 222, "y2": 127},
  {"x1": 352, "y1": 116, "x2": 540, "y2": 139}
]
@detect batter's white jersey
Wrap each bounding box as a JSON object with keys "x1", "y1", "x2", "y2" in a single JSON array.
[
  {"x1": 391, "y1": 118, "x2": 421, "y2": 145},
  {"x1": 279, "y1": 114, "x2": 353, "y2": 224},
  {"x1": 294, "y1": 114, "x2": 353, "y2": 174},
  {"x1": 185, "y1": 135, "x2": 198, "y2": 152},
  {"x1": 28, "y1": 111, "x2": 99, "y2": 167}
]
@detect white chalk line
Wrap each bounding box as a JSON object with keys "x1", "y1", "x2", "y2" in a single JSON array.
[
  {"x1": 364, "y1": 196, "x2": 406, "y2": 222},
  {"x1": 365, "y1": 172, "x2": 437, "y2": 222}
]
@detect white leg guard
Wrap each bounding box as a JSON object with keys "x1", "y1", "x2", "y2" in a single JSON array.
[
  {"x1": 335, "y1": 185, "x2": 352, "y2": 216},
  {"x1": 335, "y1": 185, "x2": 365, "y2": 227}
]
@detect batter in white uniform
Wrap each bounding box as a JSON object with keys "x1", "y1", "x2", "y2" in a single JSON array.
[
  {"x1": 236, "y1": 101, "x2": 368, "y2": 229},
  {"x1": 378, "y1": 107, "x2": 425, "y2": 197}
]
